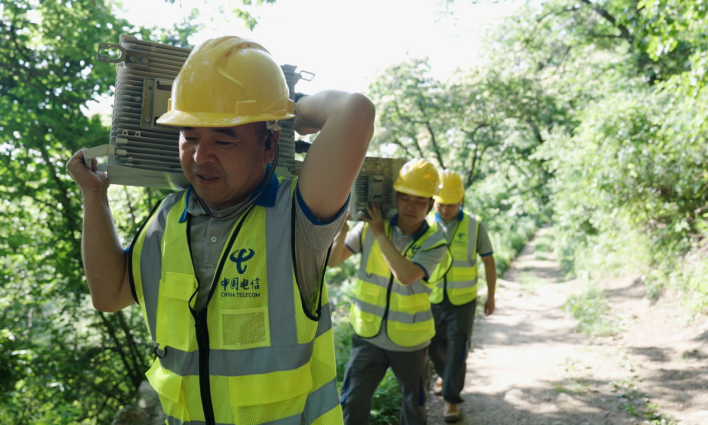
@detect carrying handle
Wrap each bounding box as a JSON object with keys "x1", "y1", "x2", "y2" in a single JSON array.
[
  {"x1": 83, "y1": 144, "x2": 127, "y2": 169},
  {"x1": 298, "y1": 70, "x2": 315, "y2": 82},
  {"x1": 97, "y1": 43, "x2": 127, "y2": 64}
]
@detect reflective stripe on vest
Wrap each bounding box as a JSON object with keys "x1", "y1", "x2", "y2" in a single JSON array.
[
  {"x1": 349, "y1": 221, "x2": 446, "y2": 348},
  {"x1": 130, "y1": 178, "x2": 342, "y2": 425},
  {"x1": 429, "y1": 214, "x2": 479, "y2": 306}
]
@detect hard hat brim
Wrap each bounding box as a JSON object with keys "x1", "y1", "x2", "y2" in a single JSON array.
[
  {"x1": 156, "y1": 110, "x2": 295, "y2": 128},
  {"x1": 394, "y1": 185, "x2": 435, "y2": 199},
  {"x1": 433, "y1": 195, "x2": 463, "y2": 204}
]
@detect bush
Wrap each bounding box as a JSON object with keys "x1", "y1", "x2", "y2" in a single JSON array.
[
  {"x1": 564, "y1": 285, "x2": 619, "y2": 335},
  {"x1": 329, "y1": 276, "x2": 404, "y2": 425}
]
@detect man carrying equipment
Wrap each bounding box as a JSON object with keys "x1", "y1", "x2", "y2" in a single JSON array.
[
  {"x1": 66, "y1": 36, "x2": 375, "y2": 425},
  {"x1": 428, "y1": 170, "x2": 497, "y2": 422},
  {"x1": 328, "y1": 159, "x2": 448, "y2": 425}
]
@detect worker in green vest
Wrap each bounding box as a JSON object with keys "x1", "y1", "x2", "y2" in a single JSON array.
[
  {"x1": 328, "y1": 159, "x2": 448, "y2": 425},
  {"x1": 428, "y1": 170, "x2": 496, "y2": 423},
  {"x1": 66, "y1": 36, "x2": 375, "y2": 425}
]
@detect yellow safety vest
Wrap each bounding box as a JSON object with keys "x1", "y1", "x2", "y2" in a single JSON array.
[
  {"x1": 349, "y1": 221, "x2": 447, "y2": 347},
  {"x1": 129, "y1": 178, "x2": 342, "y2": 425},
  {"x1": 430, "y1": 213, "x2": 480, "y2": 306}
]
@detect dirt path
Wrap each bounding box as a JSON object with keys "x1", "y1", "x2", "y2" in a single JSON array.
[{"x1": 427, "y1": 228, "x2": 708, "y2": 425}]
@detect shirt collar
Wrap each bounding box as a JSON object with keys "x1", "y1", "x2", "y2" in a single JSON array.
[
  {"x1": 434, "y1": 208, "x2": 464, "y2": 224},
  {"x1": 389, "y1": 214, "x2": 430, "y2": 239},
  {"x1": 179, "y1": 163, "x2": 280, "y2": 223}
]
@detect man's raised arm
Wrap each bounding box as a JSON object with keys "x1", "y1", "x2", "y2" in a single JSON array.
[
  {"x1": 294, "y1": 91, "x2": 375, "y2": 222},
  {"x1": 66, "y1": 149, "x2": 134, "y2": 312}
]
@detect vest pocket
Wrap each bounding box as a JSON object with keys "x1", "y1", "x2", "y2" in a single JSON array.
[
  {"x1": 450, "y1": 267, "x2": 477, "y2": 282},
  {"x1": 220, "y1": 307, "x2": 271, "y2": 349},
  {"x1": 145, "y1": 358, "x2": 190, "y2": 423},
  {"x1": 350, "y1": 305, "x2": 381, "y2": 338},
  {"x1": 229, "y1": 363, "x2": 312, "y2": 422},
  {"x1": 449, "y1": 286, "x2": 477, "y2": 306},
  {"x1": 390, "y1": 319, "x2": 434, "y2": 347},
  {"x1": 451, "y1": 286, "x2": 476, "y2": 295},
  {"x1": 156, "y1": 272, "x2": 196, "y2": 352},
  {"x1": 395, "y1": 320, "x2": 430, "y2": 331},
  {"x1": 395, "y1": 293, "x2": 430, "y2": 313},
  {"x1": 355, "y1": 281, "x2": 381, "y2": 305}
]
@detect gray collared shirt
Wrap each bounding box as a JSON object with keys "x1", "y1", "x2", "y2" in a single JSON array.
[
  {"x1": 436, "y1": 215, "x2": 494, "y2": 257},
  {"x1": 187, "y1": 184, "x2": 347, "y2": 314},
  {"x1": 345, "y1": 220, "x2": 447, "y2": 352}
]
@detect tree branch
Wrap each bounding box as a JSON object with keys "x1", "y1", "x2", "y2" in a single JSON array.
[
  {"x1": 580, "y1": 0, "x2": 633, "y2": 42},
  {"x1": 116, "y1": 310, "x2": 148, "y2": 373},
  {"x1": 97, "y1": 312, "x2": 140, "y2": 386},
  {"x1": 466, "y1": 143, "x2": 479, "y2": 187},
  {"x1": 415, "y1": 101, "x2": 446, "y2": 169},
  {"x1": 392, "y1": 102, "x2": 428, "y2": 158},
  {"x1": 424, "y1": 121, "x2": 446, "y2": 169},
  {"x1": 526, "y1": 118, "x2": 544, "y2": 145},
  {"x1": 469, "y1": 144, "x2": 491, "y2": 186},
  {"x1": 123, "y1": 186, "x2": 137, "y2": 226}
]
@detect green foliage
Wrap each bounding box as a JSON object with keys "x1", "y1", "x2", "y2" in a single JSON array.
[
  {"x1": 564, "y1": 285, "x2": 618, "y2": 335},
  {"x1": 369, "y1": 370, "x2": 404, "y2": 425},
  {"x1": 482, "y1": 0, "x2": 708, "y2": 308},
  {"x1": 329, "y1": 279, "x2": 403, "y2": 425},
  {"x1": 0, "y1": 0, "x2": 258, "y2": 423},
  {"x1": 3, "y1": 0, "x2": 708, "y2": 421},
  {"x1": 485, "y1": 216, "x2": 537, "y2": 276},
  {"x1": 0, "y1": 1, "x2": 158, "y2": 422}
]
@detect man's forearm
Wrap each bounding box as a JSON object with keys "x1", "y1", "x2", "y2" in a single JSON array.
[
  {"x1": 483, "y1": 256, "x2": 497, "y2": 299},
  {"x1": 376, "y1": 236, "x2": 425, "y2": 285},
  {"x1": 82, "y1": 191, "x2": 129, "y2": 310},
  {"x1": 328, "y1": 234, "x2": 348, "y2": 267},
  {"x1": 295, "y1": 91, "x2": 375, "y2": 222}
]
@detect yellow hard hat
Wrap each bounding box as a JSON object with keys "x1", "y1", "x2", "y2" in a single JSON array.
[
  {"x1": 434, "y1": 169, "x2": 465, "y2": 204},
  {"x1": 157, "y1": 36, "x2": 295, "y2": 128},
  {"x1": 393, "y1": 159, "x2": 440, "y2": 198}
]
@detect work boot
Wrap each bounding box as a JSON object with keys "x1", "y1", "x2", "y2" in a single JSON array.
[
  {"x1": 433, "y1": 377, "x2": 443, "y2": 396},
  {"x1": 443, "y1": 402, "x2": 460, "y2": 423}
]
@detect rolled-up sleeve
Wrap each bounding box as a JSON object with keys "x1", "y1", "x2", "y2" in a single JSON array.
[
  {"x1": 477, "y1": 222, "x2": 494, "y2": 257},
  {"x1": 344, "y1": 222, "x2": 366, "y2": 255}
]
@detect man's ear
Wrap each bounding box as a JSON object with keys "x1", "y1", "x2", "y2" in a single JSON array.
[
  {"x1": 273, "y1": 131, "x2": 280, "y2": 143},
  {"x1": 428, "y1": 199, "x2": 434, "y2": 213}
]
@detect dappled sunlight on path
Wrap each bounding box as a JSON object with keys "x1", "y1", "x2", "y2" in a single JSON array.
[{"x1": 427, "y1": 228, "x2": 708, "y2": 425}]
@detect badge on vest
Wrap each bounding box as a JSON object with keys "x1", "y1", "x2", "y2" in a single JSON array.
[
  {"x1": 221, "y1": 248, "x2": 261, "y2": 298},
  {"x1": 454, "y1": 233, "x2": 466, "y2": 246},
  {"x1": 220, "y1": 276, "x2": 261, "y2": 298},
  {"x1": 230, "y1": 248, "x2": 255, "y2": 273}
]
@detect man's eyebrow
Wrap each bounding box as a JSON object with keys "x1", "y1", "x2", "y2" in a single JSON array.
[{"x1": 212, "y1": 128, "x2": 238, "y2": 137}]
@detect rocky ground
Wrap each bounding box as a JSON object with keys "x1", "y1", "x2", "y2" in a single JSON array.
[{"x1": 427, "y1": 228, "x2": 708, "y2": 425}]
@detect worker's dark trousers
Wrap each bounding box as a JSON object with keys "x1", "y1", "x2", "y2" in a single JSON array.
[
  {"x1": 429, "y1": 296, "x2": 477, "y2": 404},
  {"x1": 340, "y1": 334, "x2": 429, "y2": 425}
]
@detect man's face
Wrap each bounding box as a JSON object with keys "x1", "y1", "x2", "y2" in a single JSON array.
[
  {"x1": 395, "y1": 192, "x2": 431, "y2": 228},
  {"x1": 434, "y1": 201, "x2": 462, "y2": 223},
  {"x1": 180, "y1": 123, "x2": 274, "y2": 210}
]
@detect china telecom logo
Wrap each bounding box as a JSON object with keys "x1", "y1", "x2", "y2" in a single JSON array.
[{"x1": 229, "y1": 248, "x2": 255, "y2": 274}]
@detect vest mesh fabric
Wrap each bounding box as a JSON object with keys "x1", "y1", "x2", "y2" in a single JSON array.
[
  {"x1": 349, "y1": 222, "x2": 445, "y2": 347},
  {"x1": 430, "y1": 214, "x2": 479, "y2": 305},
  {"x1": 132, "y1": 179, "x2": 341, "y2": 425}
]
